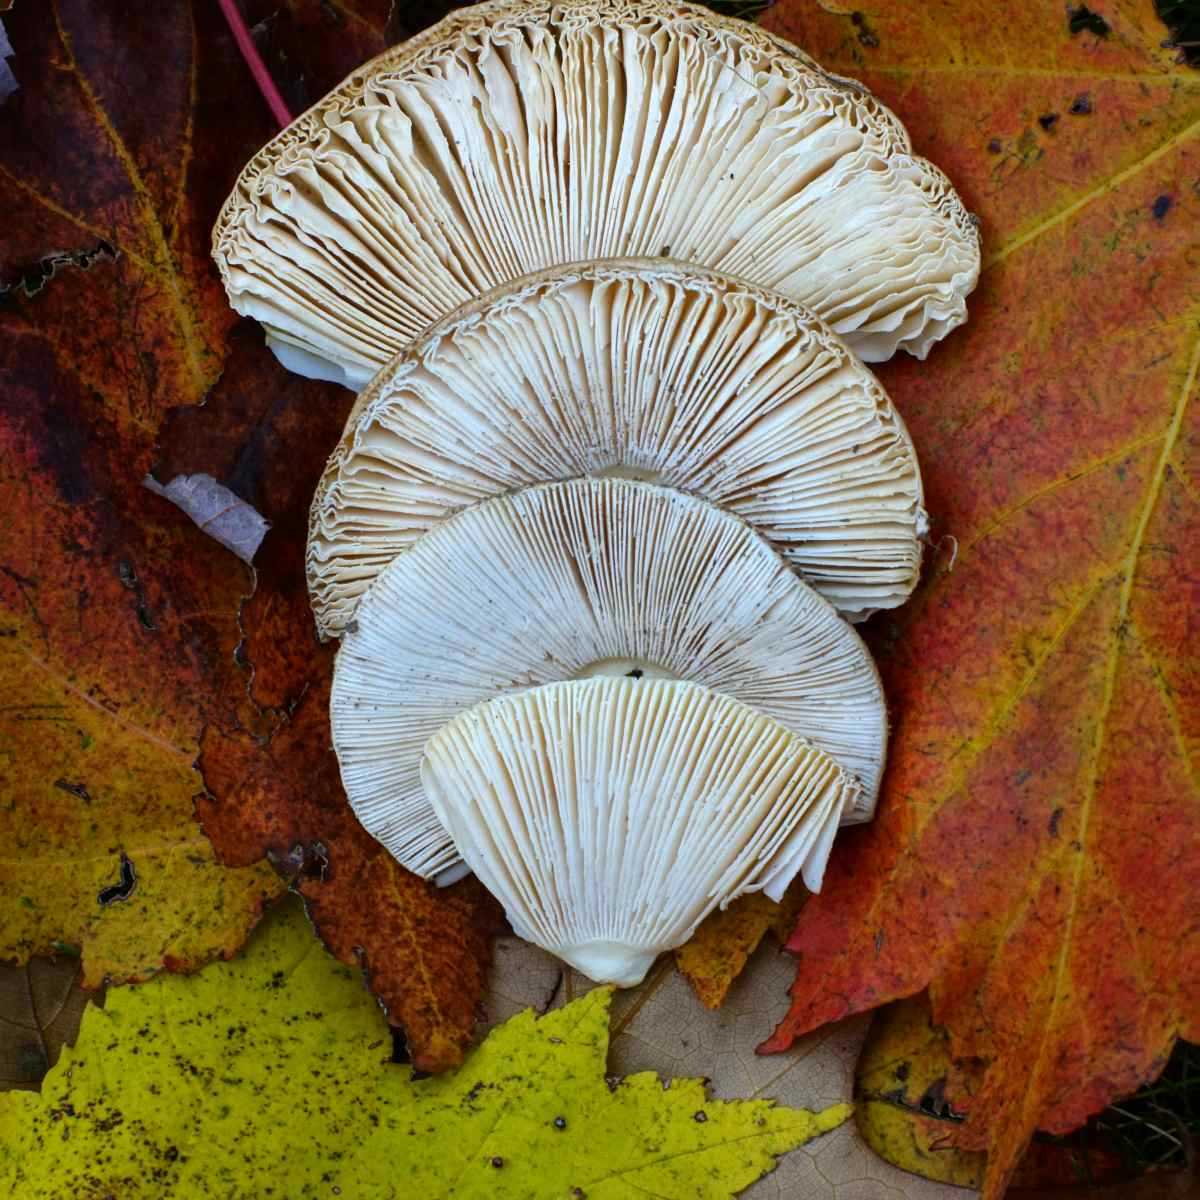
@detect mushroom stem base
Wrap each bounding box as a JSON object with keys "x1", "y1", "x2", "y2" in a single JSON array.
[{"x1": 554, "y1": 942, "x2": 659, "y2": 988}]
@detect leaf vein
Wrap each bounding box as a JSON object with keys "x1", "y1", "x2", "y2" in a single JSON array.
[
  {"x1": 984, "y1": 115, "x2": 1200, "y2": 271},
  {"x1": 14, "y1": 644, "x2": 193, "y2": 763},
  {"x1": 1022, "y1": 323, "x2": 1199, "y2": 1136},
  {"x1": 50, "y1": 0, "x2": 209, "y2": 396},
  {"x1": 955, "y1": 428, "x2": 1168, "y2": 564}
]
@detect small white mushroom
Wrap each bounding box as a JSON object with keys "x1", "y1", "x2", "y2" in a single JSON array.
[
  {"x1": 421, "y1": 676, "x2": 859, "y2": 986},
  {"x1": 212, "y1": 0, "x2": 979, "y2": 386},
  {"x1": 330, "y1": 476, "x2": 886, "y2": 882},
  {"x1": 308, "y1": 260, "x2": 925, "y2": 639}
]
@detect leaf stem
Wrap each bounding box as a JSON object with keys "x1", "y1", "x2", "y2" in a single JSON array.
[{"x1": 215, "y1": 0, "x2": 293, "y2": 129}]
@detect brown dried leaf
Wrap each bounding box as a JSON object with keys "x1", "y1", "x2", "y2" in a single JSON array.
[
  {"x1": 758, "y1": 2, "x2": 1200, "y2": 1193},
  {"x1": 0, "y1": 957, "x2": 89, "y2": 1090}
]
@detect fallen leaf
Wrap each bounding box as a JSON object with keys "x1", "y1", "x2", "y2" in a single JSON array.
[
  {"x1": 483, "y1": 937, "x2": 977, "y2": 1200},
  {"x1": 150, "y1": 320, "x2": 354, "y2": 710},
  {"x1": 197, "y1": 674, "x2": 504, "y2": 1073},
  {"x1": 149, "y1": 326, "x2": 505, "y2": 1073},
  {"x1": 0, "y1": 898, "x2": 849, "y2": 1198},
  {"x1": 855, "y1": 995, "x2": 1138, "y2": 1193},
  {"x1": 0, "y1": 0, "x2": 286, "y2": 985},
  {"x1": 757, "y1": 2, "x2": 1200, "y2": 1196},
  {"x1": 676, "y1": 885, "x2": 807, "y2": 1010},
  {"x1": 0, "y1": 957, "x2": 88, "y2": 1090},
  {"x1": 0, "y1": 0, "x2": 435, "y2": 998},
  {"x1": 855, "y1": 995, "x2": 986, "y2": 1191},
  {"x1": 143, "y1": 473, "x2": 270, "y2": 565}
]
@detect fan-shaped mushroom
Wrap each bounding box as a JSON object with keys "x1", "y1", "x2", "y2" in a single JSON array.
[
  {"x1": 422, "y1": 676, "x2": 858, "y2": 985},
  {"x1": 308, "y1": 260, "x2": 925, "y2": 639},
  {"x1": 331, "y1": 476, "x2": 885, "y2": 882},
  {"x1": 213, "y1": 0, "x2": 979, "y2": 387}
]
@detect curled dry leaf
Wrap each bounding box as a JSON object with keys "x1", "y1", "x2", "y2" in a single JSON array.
[
  {"x1": 757, "y1": 2, "x2": 1200, "y2": 1196},
  {"x1": 143, "y1": 473, "x2": 269, "y2": 565}
]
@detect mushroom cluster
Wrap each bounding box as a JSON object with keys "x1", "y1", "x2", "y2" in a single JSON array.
[{"x1": 214, "y1": 0, "x2": 978, "y2": 987}]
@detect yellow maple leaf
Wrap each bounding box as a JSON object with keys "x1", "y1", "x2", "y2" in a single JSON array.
[{"x1": 0, "y1": 900, "x2": 848, "y2": 1198}]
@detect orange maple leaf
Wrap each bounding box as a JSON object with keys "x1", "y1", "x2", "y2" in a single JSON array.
[{"x1": 758, "y1": 2, "x2": 1200, "y2": 1196}]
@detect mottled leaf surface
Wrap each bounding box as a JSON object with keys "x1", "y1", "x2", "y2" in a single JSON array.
[
  {"x1": 0, "y1": 900, "x2": 847, "y2": 1199},
  {"x1": 0, "y1": 0, "x2": 284, "y2": 985},
  {"x1": 484, "y1": 937, "x2": 976, "y2": 1200},
  {"x1": 676, "y1": 885, "x2": 807, "y2": 1010},
  {"x1": 196, "y1": 672, "x2": 505, "y2": 1074},
  {"x1": 758, "y1": 3, "x2": 1200, "y2": 1196},
  {"x1": 855, "y1": 995, "x2": 1134, "y2": 1193},
  {"x1": 1, "y1": 0, "x2": 502, "y2": 1071},
  {"x1": 153, "y1": 335, "x2": 505, "y2": 1073}
]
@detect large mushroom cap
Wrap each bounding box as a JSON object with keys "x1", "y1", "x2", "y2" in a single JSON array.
[
  {"x1": 213, "y1": 0, "x2": 979, "y2": 386},
  {"x1": 422, "y1": 676, "x2": 858, "y2": 986},
  {"x1": 331, "y1": 476, "x2": 886, "y2": 881},
  {"x1": 309, "y1": 259, "x2": 925, "y2": 639}
]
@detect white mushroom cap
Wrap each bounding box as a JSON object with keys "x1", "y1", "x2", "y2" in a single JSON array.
[
  {"x1": 308, "y1": 259, "x2": 925, "y2": 639},
  {"x1": 330, "y1": 476, "x2": 886, "y2": 882},
  {"x1": 213, "y1": 0, "x2": 979, "y2": 387},
  {"x1": 421, "y1": 676, "x2": 859, "y2": 986}
]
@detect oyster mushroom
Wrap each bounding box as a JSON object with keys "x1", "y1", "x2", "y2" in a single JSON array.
[
  {"x1": 213, "y1": 0, "x2": 979, "y2": 387},
  {"x1": 421, "y1": 676, "x2": 859, "y2": 985},
  {"x1": 308, "y1": 259, "x2": 925, "y2": 639},
  {"x1": 330, "y1": 476, "x2": 885, "y2": 882}
]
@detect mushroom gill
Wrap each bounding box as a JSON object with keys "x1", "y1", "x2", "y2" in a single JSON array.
[
  {"x1": 330, "y1": 476, "x2": 886, "y2": 882},
  {"x1": 422, "y1": 676, "x2": 858, "y2": 985},
  {"x1": 213, "y1": 0, "x2": 980, "y2": 387},
  {"x1": 308, "y1": 259, "x2": 925, "y2": 639}
]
